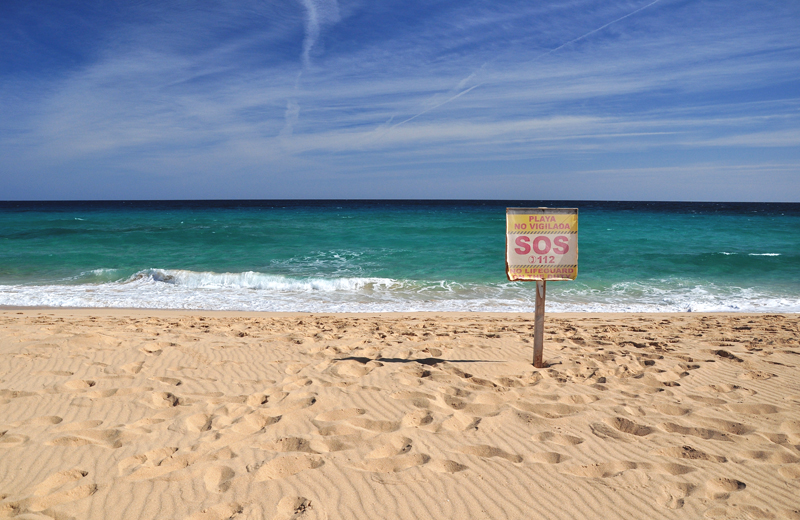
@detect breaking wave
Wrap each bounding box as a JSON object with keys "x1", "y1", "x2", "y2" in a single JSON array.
[{"x1": 1, "y1": 268, "x2": 799, "y2": 313}]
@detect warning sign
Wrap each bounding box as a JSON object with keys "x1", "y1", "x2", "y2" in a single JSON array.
[{"x1": 506, "y1": 208, "x2": 578, "y2": 281}]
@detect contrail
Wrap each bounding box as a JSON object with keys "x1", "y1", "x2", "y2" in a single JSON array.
[
  {"x1": 530, "y1": 0, "x2": 662, "y2": 63},
  {"x1": 282, "y1": 0, "x2": 340, "y2": 137},
  {"x1": 280, "y1": 100, "x2": 301, "y2": 137},
  {"x1": 299, "y1": 0, "x2": 340, "y2": 69},
  {"x1": 390, "y1": 0, "x2": 663, "y2": 131},
  {"x1": 392, "y1": 84, "x2": 483, "y2": 128}
]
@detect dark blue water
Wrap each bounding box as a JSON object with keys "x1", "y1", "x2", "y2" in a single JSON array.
[{"x1": 1, "y1": 200, "x2": 798, "y2": 312}]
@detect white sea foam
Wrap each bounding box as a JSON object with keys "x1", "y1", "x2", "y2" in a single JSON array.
[
  {"x1": 128, "y1": 269, "x2": 396, "y2": 292},
  {"x1": 1, "y1": 268, "x2": 799, "y2": 313}
]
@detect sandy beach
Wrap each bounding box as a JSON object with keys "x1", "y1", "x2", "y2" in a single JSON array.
[{"x1": 1, "y1": 309, "x2": 798, "y2": 519}]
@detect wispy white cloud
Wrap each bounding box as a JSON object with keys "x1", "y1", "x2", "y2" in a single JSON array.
[
  {"x1": 1, "y1": 0, "x2": 798, "y2": 200},
  {"x1": 280, "y1": 100, "x2": 301, "y2": 138},
  {"x1": 299, "y1": 0, "x2": 341, "y2": 69},
  {"x1": 280, "y1": 0, "x2": 341, "y2": 137}
]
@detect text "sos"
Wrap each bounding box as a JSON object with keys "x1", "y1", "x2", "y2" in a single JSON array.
[{"x1": 514, "y1": 235, "x2": 570, "y2": 255}]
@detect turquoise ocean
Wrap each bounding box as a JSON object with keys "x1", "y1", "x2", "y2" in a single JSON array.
[{"x1": 1, "y1": 200, "x2": 798, "y2": 313}]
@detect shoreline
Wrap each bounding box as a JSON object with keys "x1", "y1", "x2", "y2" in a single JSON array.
[{"x1": 2, "y1": 306, "x2": 798, "y2": 318}]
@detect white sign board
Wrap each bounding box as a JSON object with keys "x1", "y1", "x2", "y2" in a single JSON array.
[{"x1": 506, "y1": 207, "x2": 578, "y2": 281}]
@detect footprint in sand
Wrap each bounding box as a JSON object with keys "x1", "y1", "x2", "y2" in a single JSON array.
[
  {"x1": 36, "y1": 370, "x2": 74, "y2": 376},
  {"x1": 655, "y1": 445, "x2": 727, "y2": 462},
  {"x1": 151, "y1": 376, "x2": 182, "y2": 386},
  {"x1": 314, "y1": 408, "x2": 365, "y2": 422},
  {"x1": 249, "y1": 454, "x2": 323, "y2": 481},
  {"x1": 185, "y1": 413, "x2": 214, "y2": 433},
  {"x1": 456, "y1": 445, "x2": 522, "y2": 463},
  {"x1": 53, "y1": 419, "x2": 103, "y2": 431},
  {"x1": 705, "y1": 477, "x2": 746, "y2": 500},
  {"x1": 697, "y1": 383, "x2": 755, "y2": 397},
  {"x1": 122, "y1": 448, "x2": 199, "y2": 481},
  {"x1": 657, "y1": 482, "x2": 694, "y2": 509},
  {"x1": 391, "y1": 391, "x2": 433, "y2": 409},
  {"x1": 246, "y1": 393, "x2": 269, "y2": 407},
  {"x1": 128, "y1": 455, "x2": 197, "y2": 481},
  {"x1": 121, "y1": 361, "x2": 144, "y2": 374},
  {"x1": 207, "y1": 447, "x2": 236, "y2": 462},
  {"x1": 48, "y1": 428, "x2": 127, "y2": 449},
  {"x1": 185, "y1": 502, "x2": 242, "y2": 520},
  {"x1": 687, "y1": 394, "x2": 727, "y2": 406},
  {"x1": 562, "y1": 461, "x2": 638, "y2": 478},
  {"x1": 148, "y1": 391, "x2": 181, "y2": 408},
  {"x1": 113, "y1": 386, "x2": 155, "y2": 397},
  {"x1": 739, "y1": 370, "x2": 774, "y2": 380},
  {"x1": 710, "y1": 349, "x2": 744, "y2": 363},
  {"x1": 780, "y1": 420, "x2": 800, "y2": 435},
  {"x1": 458, "y1": 402, "x2": 503, "y2": 416},
  {"x1": 63, "y1": 379, "x2": 96, "y2": 390},
  {"x1": 274, "y1": 496, "x2": 313, "y2": 520},
  {"x1": 759, "y1": 431, "x2": 800, "y2": 447},
  {"x1": 0, "y1": 502, "x2": 20, "y2": 517},
  {"x1": 367, "y1": 436, "x2": 413, "y2": 459},
  {"x1": 347, "y1": 417, "x2": 400, "y2": 433},
  {"x1": 532, "y1": 431, "x2": 585, "y2": 446},
  {"x1": 442, "y1": 412, "x2": 480, "y2": 432},
  {"x1": 126, "y1": 417, "x2": 165, "y2": 434},
  {"x1": 428, "y1": 459, "x2": 468, "y2": 473},
  {"x1": 308, "y1": 437, "x2": 353, "y2": 453},
  {"x1": 732, "y1": 505, "x2": 782, "y2": 519},
  {"x1": 493, "y1": 376, "x2": 523, "y2": 389},
  {"x1": 726, "y1": 403, "x2": 781, "y2": 415},
  {"x1": 204, "y1": 466, "x2": 235, "y2": 493},
  {"x1": 231, "y1": 411, "x2": 282, "y2": 435},
  {"x1": 330, "y1": 360, "x2": 374, "y2": 378},
  {"x1": 477, "y1": 408, "x2": 542, "y2": 432},
  {"x1": 285, "y1": 363, "x2": 306, "y2": 375},
  {"x1": 22, "y1": 483, "x2": 99, "y2": 513},
  {"x1": 140, "y1": 345, "x2": 163, "y2": 356},
  {"x1": 400, "y1": 409, "x2": 434, "y2": 428},
  {"x1": 778, "y1": 465, "x2": 800, "y2": 479},
  {"x1": 391, "y1": 390, "x2": 436, "y2": 402},
  {"x1": 118, "y1": 446, "x2": 179, "y2": 474},
  {"x1": 258, "y1": 437, "x2": 316, "y2": 454},
  {"x1": 659, "y1": 422, "x2": 730, "y2": 441},
  {"x1": 559, "y1": 394, "x2": 601, "y2": 405},
  {"x1": 648, "y1": 462, "x2": 695, "y2": 476},
  {"x1": 513, "y1": 402, "x2": 583, "y2": 419},
  {"x1": 604, "y1": 417, "x2": 653, "y2": 436},
  {"x1": 589, "y1": 422, "x2": 632, "y2": 442},
  {"x1": 436, "y1": 393, "x2": 469, "y2": 414},
  {"x1": 18, "y1": 415, "x2": 63, "y2": 427},
  {"x1": 314, "y1": 420, "x2": 361, "y2": 437},
  {"x1": 737, "y1": 450, "x2": 799, "y2": 464},
  {"x1": 355, "y1": 453, "x2": 430, "y2": 473},
  {"x1": 0, "y1": 432, "x2": 29, "y2": 447},
  {"x1": 654, "y1": 403, "x2": 691, "y2": 416},
  {"x1": 465, "y1": 376, "x2": 499, "y2": 389},
  {"x1": 86, "y1": 388, "x2": 119, "y2": 398},
  {"x1": 272, "y1": 394, "x2": 317, "y2": 414},
  {"x1": 696, "y1": 417, "x2": 754, "y2": 435},
  {"x1": 528, "y1": 452, "x2": 567, "y2": 464},
  {"x1": 32, "y1": 468, "x2": 89, "y2": 496}
]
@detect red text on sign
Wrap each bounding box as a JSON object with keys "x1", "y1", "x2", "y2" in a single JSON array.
[{"x1": 514, "y1": 235, "x2": 570, "y2": 255}]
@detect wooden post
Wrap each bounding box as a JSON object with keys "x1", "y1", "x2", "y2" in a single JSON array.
[{"x1": 533, "y1": 280, "x2": 546, "y2": 368}]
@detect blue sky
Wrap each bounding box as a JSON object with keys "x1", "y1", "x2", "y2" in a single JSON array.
[{"x1": 1, "y1": 0, "x2": 799, "y2": 201}]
